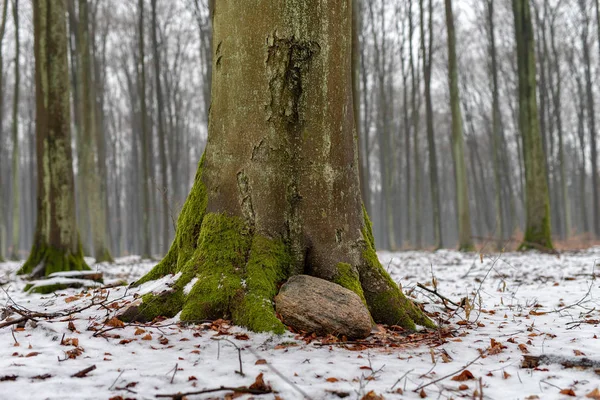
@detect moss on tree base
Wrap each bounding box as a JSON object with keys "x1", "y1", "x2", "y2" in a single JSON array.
[
  {"x1": 17, "y1": 244, "x2": 89, "y2": 280},
  {"x1": 130, "y1": 177, "x2": 434, "y2": 334}
]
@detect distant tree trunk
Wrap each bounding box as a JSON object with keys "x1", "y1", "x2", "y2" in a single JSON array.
[
  {"x1": 151, "y1": 0, "x2": 170, "y2": 255},
  {"x1": 486, "y1": 0, "x2": 504, "y2": 250},
  {"x1": 19, "y1": 0, "x2": 89, "y2": 278},
  {"x1": 130, "y1": 0, "x2": 434, "y2": 333},
  {"x1": 512, "y1": 0, "x2": 553, "y2": 250},
  {"x1": 360, "y1": 18, "x2": 371, "y2": 216},
  {"x1": 77, "y1": 0, "x2": 113, "y2": 263},
  {"x1": 582, "y1": 0, "x2": 600, "y2": 237},
  {"x1": 399, "y1": 7, "x2": 411, "y2": 248},
  {"x1": 138, "y1": 0, "x2": 151, "y2": 258},
  {"x1": 420, "y1": 0, "x2": 442, "y2": 248},
  {"x1": 548, "y1": 11, "x2": 569, "y2": 239},
  {"x1": 409, "y1": 0, "x2": 422, "y2": 248},
  {"x1": 444, "y1": 0, "x2": 473, "y2": 251},
  {"x1": 0, "y1": 0, "x2": 7, "y2": 262},
  {"x1": 9, "y1": 0, "x2": 20, "y2": 259}
]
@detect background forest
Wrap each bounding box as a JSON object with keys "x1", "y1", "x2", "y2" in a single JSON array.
[{"x1": 0, "y1": 0, "x2": 599, "y2": 261}]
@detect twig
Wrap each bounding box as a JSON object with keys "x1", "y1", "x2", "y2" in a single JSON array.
[
  {"x1": 156, "y1": 386, "x2": 272, "y2": 399},
  {"x1": 417, "y1": 283, "x2": 460, "y2": 308},
  {"x1": 212, "y1": 338, "x2": 244, "y2": 376},
  {"x1": 109, "y1": 370, "x2": 125, "y2": 390},
  {"x1": 170, "y1": 363, "x2": 178, "y2": 384},
  {"x1": 414, "y1": 351, "x2": 486, "y2": 392},
  {"x1": 72, "y1": 365, "x2": 96, "y2": 378}
]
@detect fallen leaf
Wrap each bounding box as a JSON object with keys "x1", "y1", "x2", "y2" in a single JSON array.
[
  {"x1": 560, "y1": 389, "x2": 576, "y2": 397},
  {"x1": 420, "y1": 388, "x2": 427, "y2": 398},
  {"x1": 141, "y1": 334, "x2": 152, "y2": 341},
  {"x1": 451, "y1": 370, "x2": 475, "y2": 381},
  {"x1": 249, "y1": 373, "x2": 272, "y2": 392},
  {"x1": 0, "y1": 375, "x2": 18, "y2": 381},
  {"x1": 586, "y1": 388, "x2": 600, "y2": 399},
  {"x1": 119, "y1": 339, "x2": 133, "y2": 345},
  {"x1": 25, "y1": 352, "x2": 40, "y2": 357},
  {"x1": 518, "y1": 344, "x2": 529, "y2": 354},
  {"x1": 360, "y1": 391, "x2": 384, "y2": 400},
  {"x1": 32, "y1": 374, "x2": 52, "y2": 380},
  {"x1": 574, "y1": 349, "x2": 586, "y2": 356},
  {"x1": 65, "y1": 296, "x2": 78, "y2": 303},
  {"x1": 503, "y1": 371, "x2": 511, "y2": 379},
  {"x1": 68, "y1": 321, "x2": 76, "y2": 332},
  {"x1": 458, "y1": 384, "x2": 469, "y2": 390},
  {"x1": 106, "y1": 317, "x2": 125, "y2": 328},
  {"x1": 326, "y1": 377, "x2": 339, "y2": 382},
  {"x1": 255, "y1": 359, "x2": 267, "y2": 365},
  {"x1": 234, "y1": 333, "x2": 249, "y2": 341},
  {"x1": 188, "y1": 376, "x2": 197, "y2": 381},
  {"x1": 62, "y1": 338, "x2": 79, "y2": 347},
  {"x1": 159, "y1": 337, "x2": 169, "y2": 345},
  {"x1": 134, "y1": 328, "x2": 145, "y2": 336}
]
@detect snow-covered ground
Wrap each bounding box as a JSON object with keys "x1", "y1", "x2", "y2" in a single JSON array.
[{"x1": 1, "y1": 249, "x2": 600, "y2": 400}]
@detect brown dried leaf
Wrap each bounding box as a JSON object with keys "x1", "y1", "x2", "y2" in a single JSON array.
[
  {"x1": 141, "y1": 334, "x2": 152, "y2": 341},
  {"x1": 360, "y1": 391, "x2": 384, "y2": 400},
  {"x1": 106, "y1": 317, "x2": 125, "y2": 328},
  {"x1": 249, "y1": 373, "x2": 272, "y2": 392},
  {"x1": 326, "y1": 377, "x2": 339, "y2": 382},
  {"x1": 255, "y1": 359, "x2": 267, "y2": 365},
  {"x1": 451, "y1": 370, "x2": 475, "y2": 381},
  {"x1": 586, "y1": 388, "x2": 600, "y2": 399},
  {"x1": 68, "y1": 321, "x2": 76, "y2": 332},
  {"x1": 458, "y1": 384, "x2": 469, "y2": 390},
  {"x1": 419, "y1": 388, "x2": 427, "y2": 398},
  {"x1": 503, "y1": 371, "x2": 511, "y2": 379},
  {"x1": 518, "y1": 344, "x2": 529, "y2": 354},
  {"x1": 134, "y1": 328, "x2": 145, "y2": 336},
  {"x1": 560, "y1": 389, "x2": 576, "y2": 397},
  {"x1": 574, "y1": 349, "x2": 586, "y2": 356}
]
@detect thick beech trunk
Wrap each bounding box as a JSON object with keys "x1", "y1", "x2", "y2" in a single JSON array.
[
  {"x1": 132, "y1": 0, "x2": 433, "y2": 333},
  {"x1": 18, "y1": 0, "x2": 88, "y2": 279}
]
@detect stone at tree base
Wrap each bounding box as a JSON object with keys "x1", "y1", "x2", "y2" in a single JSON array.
[{"x1": 275, "y1": 275, "x2": 373, "y2": 339}]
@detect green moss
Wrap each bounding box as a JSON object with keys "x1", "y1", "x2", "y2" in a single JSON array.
[
  {"x1": 136, "y1": 290, "x2": 185, "y2": 321},
  {"x1": 135, "y1": 154, "x2": 208, "y2": 287},
  {"x1": 362, "y1": 204, "x2": 375, "y2": 248},
  {"x1": 333, "y1": 262, "x2": 366, "y2": 304},
  {"x1": 360, "y1": 226, "x2": 436, "y2": 330},
  {"x1": 95, "y1": 247, "x2": 114, "y2": 263},
  {"x1": 180, "y1": 213, "x2": 251, "y2": 321},
  {"x1": 18, "y1": 243, "x2": 89, "y2": 279},
  {"x1": 458, "y1": 244, "x2": 476, "y2": 252},
  {"x1": 232, "y1": 236, "x2": 291, "y2": 333}
]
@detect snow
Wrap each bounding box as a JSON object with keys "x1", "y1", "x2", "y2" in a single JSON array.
[{"x1": 1, "y1": 249, "x2": 600, "y2": 399}]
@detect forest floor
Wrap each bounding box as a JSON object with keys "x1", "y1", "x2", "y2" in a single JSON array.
[{"x1": 1, "y1": 248, "x2": 600, "y2": 400}]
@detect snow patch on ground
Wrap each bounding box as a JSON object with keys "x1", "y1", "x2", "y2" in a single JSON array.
[{"x1": 1, "y1": 249, "x2": 600, "y2": 399}]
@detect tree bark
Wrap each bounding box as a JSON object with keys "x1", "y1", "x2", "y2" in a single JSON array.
[
  {"x1": 0, "y1": 0, "x2": 8, "y2": 262},
  {"x1": 512, "y1": 0, "x2": 553, "y2": 250},
  {"x1": 131, "y1": 0, "x2": 433, "y2": 334},
  {"x1": 444, "y1": 0, "x2": 473, "y2": 252},
  {"x1": 138, "y1": 0, "x2": 151, "y2": 258},
  {"x1": 19, "y1": 0, "x2": 88, "y2": 280},
  {"x1": 420, "y1": 0, "x2": 442, "y2": 249},
  {"x1": 10, "y1": 0, "x2": 20, "y2": 259}
]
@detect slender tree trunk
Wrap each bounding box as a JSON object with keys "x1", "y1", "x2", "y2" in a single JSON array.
[
  {"x1": 400, "y1": 8, "x2": 411, "y2": 248},
  {"x1": 512, "y1": 0, "x2": 553, "y2": 250},
  {"x1": 10, "y1": 0, "x2": 20, "y2": 259},
  {"x1": 19, "y1": 0, "x2": 88, "y2": 280},
  {"x1": 409, "y1": 0, "x2": 422, "y2": 248},
  {"x1": 150, "y1": 0, "x2": 170, "y2": 255},
  {"x1": 138, "y1": 0, "x2": 151, "y2": 258},
  {"x1": 444, "y1": 0, "x2": 473, "y2": 251},
  {"x1": 0, "y1": 0, "x2": 7, "y2": 262},
  {"x1": 486, "y1": 0, "x2": 505, "y2": 249},
  {"x1": 129, "y1": 0, "x2": 434, "y2": 334},
  {"x1": 420, "y1": 0, "x2": 442, "y2": 248}
]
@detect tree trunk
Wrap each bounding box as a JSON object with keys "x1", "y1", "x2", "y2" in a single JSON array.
[
  {"x1": 131, "y1": 0, "x2": 433, "y2": 334},
  {"x1": 409, "y1": 0, "x2": 422, "y2": 249},
  {"x1": 512, "y1": 0, "x2": 553, "y2": 250},
  {"x1": 420, "y1": 0, "x2": 442, "y2": 249},
  {"x1": 151, "y1": 0, "x2": 170, "y2": 255},
  {"x1": 10, "y1": 0, "x2": 20, "y2": 259},
  {"x1": 138, "y1": 0, "x2": 151, "y2": 258},
  {"x1": 0, "y1": 0, "x2": 8, "y2": 262},
  {"x1": 444, "y1": 0, "x2": 473, "y2": 252},
  {"x1": 78, "y1": 0, "x2": 113, "y2": 263},
  {"x1": 19, "y1": 0, "x2": 88, "y2": 279}
]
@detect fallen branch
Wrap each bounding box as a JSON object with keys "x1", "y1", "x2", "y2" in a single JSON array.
[
  {"x1": 522, "y1": 354, "x2": 600, "y2": 370},
  {"x1": 414, "y1": 351, "x2": 486, "y2": 392},
  {"x1": 156, "y1": 386, "x2": 272, "y2": 399},
  {"x1": 416, "y1": 283, "x2": 461, "y2": 309},
  {"x1": 72, "y1": 365, "x2": 96, "y2": 378}
]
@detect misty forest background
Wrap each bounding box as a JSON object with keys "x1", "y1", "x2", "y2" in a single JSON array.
[{"x1": 1, "y1": 0, "x2": 599, "y2": 261}]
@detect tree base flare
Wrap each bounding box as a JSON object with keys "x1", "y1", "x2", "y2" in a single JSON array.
[{"x1": 17, "y1": 244, "x2": 89, "y2": 280}]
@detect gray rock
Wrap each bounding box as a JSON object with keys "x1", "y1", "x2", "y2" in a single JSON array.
[{"x1": 275, "y1": 274, "x2": 372, "y2": 339}]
